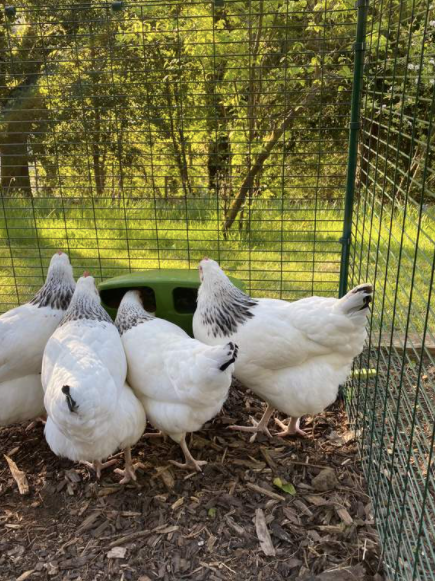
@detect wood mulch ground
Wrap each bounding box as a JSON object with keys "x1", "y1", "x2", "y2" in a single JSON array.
[{"x1": 0, "y1": 384, "x2": 383, "y2": 581}]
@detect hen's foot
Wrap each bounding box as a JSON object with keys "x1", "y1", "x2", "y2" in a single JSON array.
[
  {"x1": 82, "y1": 458, "x2": 118, "y2": 479},
  {"x1": 169, "y1": 458, "x2": 207, "y2": 472},
  {"x1": 229, "y1": 404, "x2": 275, "y2": 442},
  {"x1": 114, "y1": 448, "x2": 143, "y2": 484},
  {"x1": 26, "y1": 415, "x2": 47, "y2": 431},
  {"x1": 114, "y1": 465, "x2": 137, "y2": 484},
  {"x1": 144, "y1": 430, "x2": 166, "y2": 439},
  {"x1": 170, "y1": 435, "x2": 207, "y2": 472},
  {"x1": 229, "y1": 421, "x2": 273, "y2": 443},
  {"x1": 274, "y1": 417, "x2": 308, "y2": 438}
]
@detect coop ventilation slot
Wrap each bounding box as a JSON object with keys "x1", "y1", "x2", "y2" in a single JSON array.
[
  {"x1": 99, "y1": 286, "x2": 156, "y2": 313},
  {"x1": 173, "y1": 287, "x2": 198, "y2": 314}
]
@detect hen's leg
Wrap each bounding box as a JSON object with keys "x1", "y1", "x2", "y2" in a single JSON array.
[
  {"x1": 114, "y1": 447, "x2": 139, "y2": 484},
  {"x1": 229, "y1": 404, "x2": 275, "y2": 442},
  {"x1": 275, "y1": 416, "x2": 307, "y2": 438},
  {"x1": 170, "y1": 435, "x2": 207, "y2": 472}
]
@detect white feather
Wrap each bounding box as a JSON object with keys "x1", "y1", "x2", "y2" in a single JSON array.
[
  {"x1": 42, "y1": 276, "x2": 145, "y2": 463},
  {"x1": 0, "y1": 252, "x2": 75, "y2": 426},
  {"x1": 193, "y1": 259, "x2": 372, "y2": 420},
  {"x1": 116, "y1": 291, "x2": 236, "y2": 444}
]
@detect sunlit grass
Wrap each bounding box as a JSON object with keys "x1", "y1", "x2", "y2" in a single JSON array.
[{"x1": 0, "y1": 196, "x2": 433, "y2": 336}]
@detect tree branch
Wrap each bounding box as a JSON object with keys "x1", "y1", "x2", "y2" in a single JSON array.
[{"x1": 222, "y1": 85, "x2": 320, "y2": 232}]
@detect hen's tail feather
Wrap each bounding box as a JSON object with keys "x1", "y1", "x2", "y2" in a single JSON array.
[
  {"x1": 61, "y1": 385, "x2": 79, "y2": 413},
  {"x1": 219, "y1": 342, "x2": 239, "y2": 372},
  {"x1": 337, "y1": 283, "x2": 373, "y2": 316}
]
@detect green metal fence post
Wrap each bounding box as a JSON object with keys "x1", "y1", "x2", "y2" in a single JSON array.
[{"x1": 338, "y1": 0, "x2": 369, "y2": 298}]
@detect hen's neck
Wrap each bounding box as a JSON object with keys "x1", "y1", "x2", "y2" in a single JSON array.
[
  {"x1": 115, "y1": 301, "x2": 154, "y2": 335},
  {"x1": 60, "y1": 293, "x2": 112, "y2": 327},
  {"x1": 197, "y1": 278, "x2": 257, "y2": 338},
  {"x1": 30, "y1": 271, "x2": 75, "y2": 311}
]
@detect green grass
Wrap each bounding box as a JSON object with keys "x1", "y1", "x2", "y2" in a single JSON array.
[
  {"x1": 351, "y1": 197, "x2": 435, "y2": 340},
  {"x1": 0, "y1": 196, "x2": 345, "y2": 311},
  {"x1": 0, "y1": 195, "x2": 433, "y2": 339}
]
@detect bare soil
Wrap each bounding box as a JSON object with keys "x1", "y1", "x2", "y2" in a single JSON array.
[{"x1": 0, "y1": 384, "x2": 383, "y2": 581}]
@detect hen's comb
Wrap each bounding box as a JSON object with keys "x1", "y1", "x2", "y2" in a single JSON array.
[{"x1": 83, "y1": 271, "x2": 90, "y2": 278}]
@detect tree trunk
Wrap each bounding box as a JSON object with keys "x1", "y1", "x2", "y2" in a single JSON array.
[
  {"x1": 206, "y1": 65, "x2": 231, "y2": 196},
  {"x1": 223, "y1": 86, "x2": 320, "y2": 232},
  {"x1": 92, "y1": 145, "x2": 105, "y2": 196},
  {"x1": 1, "y1": 128, "x2": 31, "y2": 196},
  {"x1": 165, "y1": 81, "x2": 192, "y2": 199}
]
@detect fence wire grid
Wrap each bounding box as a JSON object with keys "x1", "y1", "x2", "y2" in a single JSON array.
[
  {"x1": 0, "y1": 1, "x2": 434, "y2": 580},
  {"x1": 347, "y1": 0, "x2": 435, "y2": 580},
  {"x1": 0, "y1": 0, "x2": 356, "y2": 305}
]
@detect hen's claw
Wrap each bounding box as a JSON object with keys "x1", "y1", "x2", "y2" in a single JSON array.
[
  {"x1": 144, "y1": 430, "x2": 166, "y2": 439},
  {"x1": 114, "y1": 465, "x2": 137, "y2": 484},
  {"x1": 82, "y1": 458, "x2": 118, "y2": 479},
  {"x1": 169, "y1": 458, "x2": 207, "y2": 472},
  {"x1": 274, "y1": 417, "x2": 308, "y2": 438},
  {"x1": 229, "y1": 421, "x2": 273, "y2": 443},
  {"x1": 114, "y1": 448, "x2": 141, "y2": 484},
  {"x1": 26, "y1": 415, "x2": 47, "y2": 431},
  {"x1": 171, "y1": 434, "x2": 207, "y2": 472},
  {"x1": 228, "y1": 404, "x2": 275, "y2": 442}
]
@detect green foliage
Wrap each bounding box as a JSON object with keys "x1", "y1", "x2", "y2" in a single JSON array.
[{"x1": 0, "y1": 0, "x2": 356, "y2": 209}]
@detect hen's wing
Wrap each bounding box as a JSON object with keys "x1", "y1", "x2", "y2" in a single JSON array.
[
  {"x1": 236, "y1": 296, "x2": 361, "y2": 371},
  {"x1": 163, "y1": 340, "x2": 235, "y2": 406},
  {"x1": 0, "y1": 304, "x2": 61, "y2": 382}
]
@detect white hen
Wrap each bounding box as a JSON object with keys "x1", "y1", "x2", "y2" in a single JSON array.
[
  {"x1": 42, "y1": 274, "x2": 146, "y2": 483},
  {"x1": 115, "y1": 290, "x2": 238, "y2": 472},
  {"x1": 193, "y1": 258, "x2": 372, "y2": 439},
  {"x1": 0, "y1": 251, "x2": 76, "y2": 426}
]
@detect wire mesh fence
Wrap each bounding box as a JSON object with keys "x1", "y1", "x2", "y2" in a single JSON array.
[
  {"x1": 347, "y1": 0, "x2": 435, "y2": 579},
  {"x1": 0, "y1": 0, "x2": 358, "y2": 312},
  {"x1": 1, "y1": 0, "x2": 435, "y2": 579}
]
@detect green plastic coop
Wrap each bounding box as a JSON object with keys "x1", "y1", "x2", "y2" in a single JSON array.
[{"x1": 98, "y1": 269, "x2": 245, "y2": 336}]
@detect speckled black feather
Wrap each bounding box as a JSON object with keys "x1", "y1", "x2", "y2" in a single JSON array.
[
  {"x1": 200, "y1": 286, "x2": 258, "y2": 339},
  {"x1": 30, "y1": 278, "x2": 75, "y2": 311},
  {"x1": 60, "y1": 294, "x2": 113, "y2": 327},
  {"x1": 115, "y1": 300, "x2": 154, "y2": 336}
]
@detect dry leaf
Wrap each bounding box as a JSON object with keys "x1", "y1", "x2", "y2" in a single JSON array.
[
  {"x1": 77, "y1": 512, "x2": 101, "y2": 533},
  {"x1": 255, "y1": 508, "x2": 276, "y2": 556},
  {"x1": 4, "y1": 455, "x2": 29, "y2": 495},
  {"x1": 282, "y1": 506, "x2": 301, "y2": 525},
  {"x1": 226, "y1": 516, "x2": 246, "y2": 537},
  {"x1": 65, "y1": 469, "x2": 81, "y2": 483},
  {"x1": 107, "y1": 546, "x2": 127, "y2": 559},
  {"x1": 159, "y1": 468, "x2": 175, "y2": 490},
  {"x1": 336, "y1": 507, "x2": 354, "y2": 526},
  {"x1": 97, "y1": 487, "x2": 120, "y2": 497},
  {"x1": 171, "y1": 497, "x2": 184, "y2": 511},
  {"x1": 154, "y1": 525, "x2": 179, "y2": 534},
  {"x1": 16, "y1": 571, "x2": 35, "y2": 581},
  {"x1": 304, "y1": 495, "x2": 329, "y2": 506},
  {"x1": 293, "y1": 499, "x2": 313, "y2": 517},
  {"x1": 247, "y1": 482, "x2": 285, "y2": 501}
]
